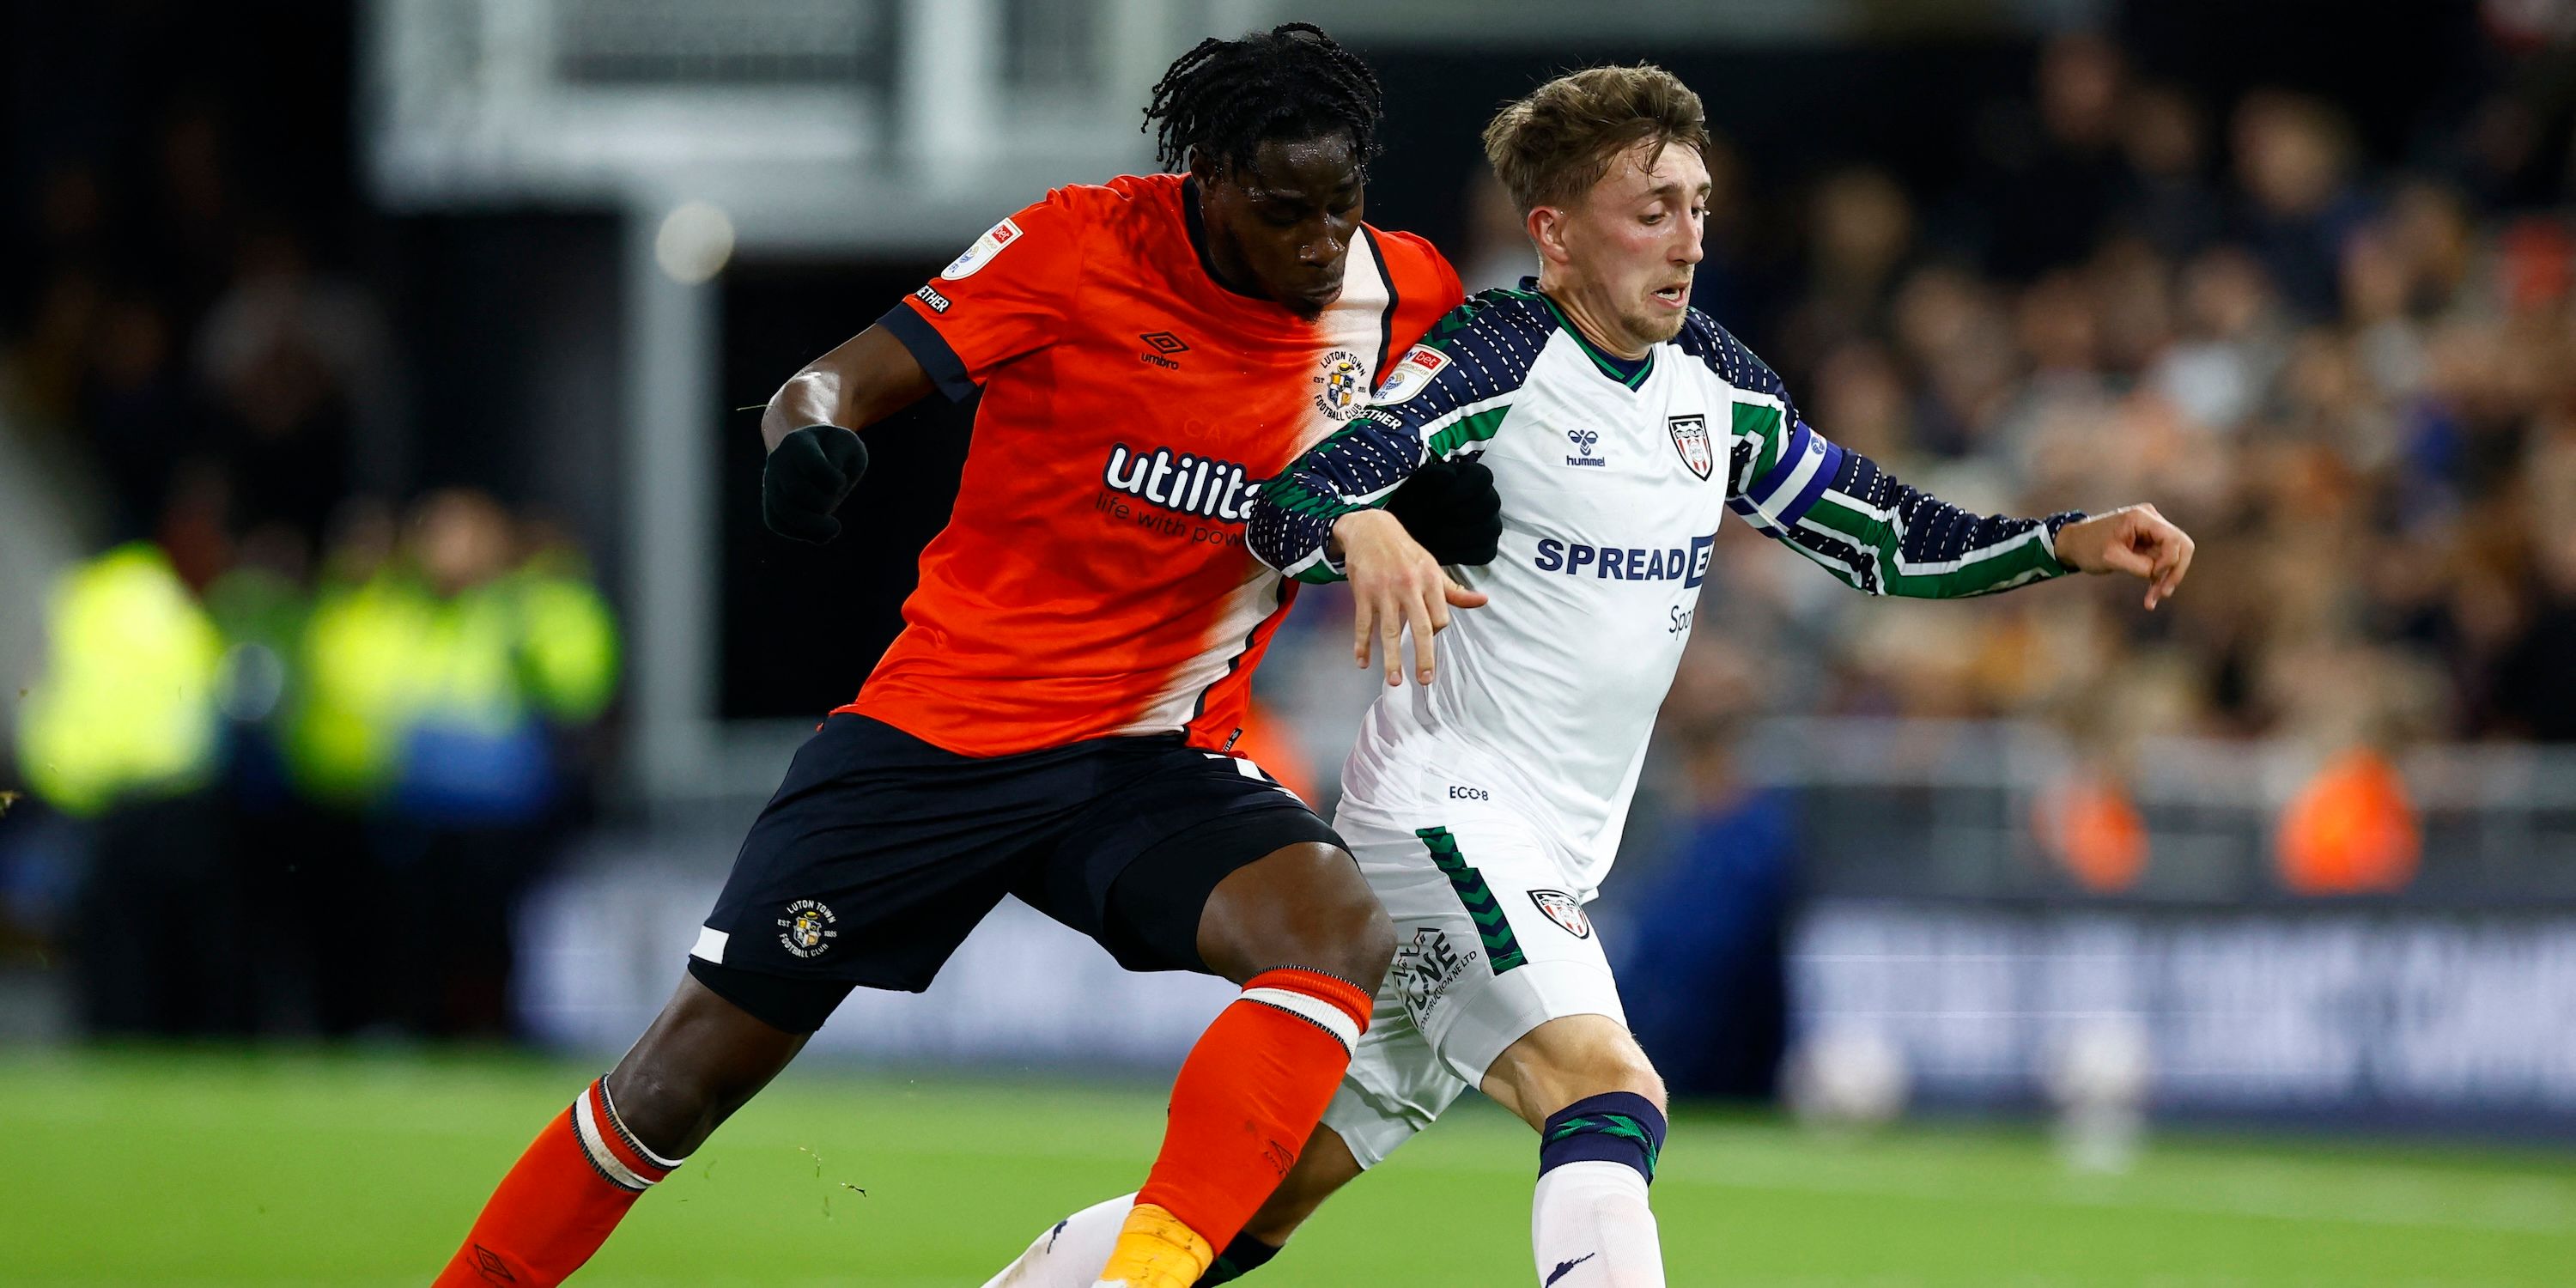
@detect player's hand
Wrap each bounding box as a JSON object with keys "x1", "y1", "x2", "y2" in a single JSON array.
[
  {"x1": 2054, "y1": 503, "x2": 2195, "y2": 610},
  {"x1": 1385, "y1": 458, "x2": 1504, "y2": 566},
  {"x1": 1334, "y1": 509, "x2": 1489, "y2": 686},
  {"x1": 762, "y1": 424, "x2": 869, "y2": 543}
]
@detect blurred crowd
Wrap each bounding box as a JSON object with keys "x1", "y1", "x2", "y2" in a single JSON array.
[
  {"x1": 1533, "y1": 29, "x2": 2576, "y2": 1085},
  {"x1": 0, "y1": 94, "x2": 619, "y2": 1038},
  {"x1": 1514, "y1": 32, "x2": 2576, "y2": 762},
  {"x1": 1592, "y1": 33, "x2": 2572, "y2": 906},
  {"x1": 1267, "y1": 32, "x2": 2576, "y2": 927}
]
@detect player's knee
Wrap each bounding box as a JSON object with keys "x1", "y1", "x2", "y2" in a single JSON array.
[
  {"x1": 1253, "y1": 890, "x2": 1391, "y2": 989},
  {"x1": 1601, "y1": 1046, "x2": 1668, "y2": 1113},
  {"x1": 1307, "y1": 882, "x2": 1395, "y2": 988},
  {"x1": 1490, "y1": 1015, "x2": 1668, "y2": 1123},
  {"x1": 1207, "y1": 842, "x2": 1395, "y2": 987},
  {"x1": 1550, "y1": 1029, "x2": 1663, "y2": 1111}
]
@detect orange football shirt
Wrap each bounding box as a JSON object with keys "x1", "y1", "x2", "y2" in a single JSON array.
[{"x1": 850, "y1": 172, "x2": 1462, "y2": 756}]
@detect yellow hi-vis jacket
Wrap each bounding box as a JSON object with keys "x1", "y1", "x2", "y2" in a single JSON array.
[
  {"x1": 288, "y1": 560, "x2": 618, "y2": 806},
  {"x1": 15, "y1": 544, "x2": 224, "y2": 817}
]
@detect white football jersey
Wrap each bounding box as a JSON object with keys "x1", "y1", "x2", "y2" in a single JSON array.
[{"x1": 1249, "y1": 285, "x2": 2076, "y2": 896}]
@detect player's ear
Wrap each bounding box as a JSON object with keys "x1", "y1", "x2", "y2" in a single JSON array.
[
  {"x1": 1528, "y1": 205, "x2": 1575, "y2": 267},
  {"x1": 1190, "y1": 152, "x2": 1229, "y2": 194}
]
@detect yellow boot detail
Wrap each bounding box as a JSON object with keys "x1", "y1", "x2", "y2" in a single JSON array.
[{"x1": 1091, "y1": 1202, "x2": 1215, "y2": 1288}]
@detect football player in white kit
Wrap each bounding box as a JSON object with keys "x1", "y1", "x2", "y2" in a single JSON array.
[{"x1": 983, "y1": 64, "x2": 2194, "y2": 1288}]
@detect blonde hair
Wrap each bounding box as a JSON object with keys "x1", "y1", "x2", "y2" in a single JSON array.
[{"x1": 1482, "y1": 64, "x2": 1710, "y2": 215}]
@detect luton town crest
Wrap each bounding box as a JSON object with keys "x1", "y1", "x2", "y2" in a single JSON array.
[
  {"x1": 1529, "y1": 890, "x2": 1593, "y2": 939},
  {"x1": 776, "y1": 899, "x2": 839, "y2": 958},
  {"x1": 1313, "y1": 349, "x2": 1368, "y2": 420},
  {"x1": 1668, "y1": 413, "x2": 1713, "y2": 480}
]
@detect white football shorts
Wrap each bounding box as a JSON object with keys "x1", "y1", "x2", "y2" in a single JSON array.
[{"x1": 1321, "y1": 800, "x2": 1626, "y2": 1169}]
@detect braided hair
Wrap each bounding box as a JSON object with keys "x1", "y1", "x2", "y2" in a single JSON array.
[{"x1": 1143, "y1": 23, "x2": 1383, "y2": 179}]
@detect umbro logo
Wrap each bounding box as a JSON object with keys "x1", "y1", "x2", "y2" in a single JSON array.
[
  {"x1": 1139, "y1": 331, "x2": 1189, "y2": 369},
  {"x1": 471, "y1": 1245, "x2": 519, "y2": 1285}
]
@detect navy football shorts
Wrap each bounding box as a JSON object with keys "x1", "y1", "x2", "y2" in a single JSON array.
[{"x1": 686, "y1": 713, "x2": 1340, "y2": 1031}]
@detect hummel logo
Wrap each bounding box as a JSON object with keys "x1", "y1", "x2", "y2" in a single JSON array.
[
  {"x1": 1545, "y1": 1253, "x2": 1597, "y2": 1285},
  {"x1": 1565, "y1": 427, "x2": 1607, "y2": 468},
  {"x1": 1139, "y1": 331, "x2": 1189, "y2": 370}
]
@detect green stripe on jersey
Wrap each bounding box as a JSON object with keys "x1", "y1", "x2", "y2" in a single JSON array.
[
  {"x1": 1426, "y1": 406, "x2": 1510, "y2": 460},
  {"x1": 1731, "y1": 401, "x2": 1787, "y2": 479},
  {"x1": 1801, "y1": 495, "x2": 2069, "y2": 598}
]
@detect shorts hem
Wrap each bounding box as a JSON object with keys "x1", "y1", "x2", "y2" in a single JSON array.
[
  {"x1": 1419, "y1": 960, "x2": 1627, "y2": 1085},
  {"x1": 687, "y1": 955, "x2": 867, "y2": 1034},
  {"x1": 1322, "y1": 1079, "x2": 1434, "y2": 1171},
  {"x1": 1102, "y1": 804, "x2": 1344, "y2": 974}
]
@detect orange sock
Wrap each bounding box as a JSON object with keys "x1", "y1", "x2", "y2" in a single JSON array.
[
  {"x1": 1099, "y1": 967, "x2": 1371, "y2": 1286},
  {"x1": 433, "y1": 1077, "x2": 680, "y2": 1287}
]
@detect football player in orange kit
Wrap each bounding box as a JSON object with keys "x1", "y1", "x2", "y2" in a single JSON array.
[{"x1": 432, "y1": 25, "x2": 1493, "y2": 1288}]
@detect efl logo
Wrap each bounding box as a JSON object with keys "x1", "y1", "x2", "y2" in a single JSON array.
[
  {"x1": 940, "y1": 217, "x2": 1023, "y2": 280},
  {"x1": 1372, "y1": 343, "x2": 1446, "y2": 404}
]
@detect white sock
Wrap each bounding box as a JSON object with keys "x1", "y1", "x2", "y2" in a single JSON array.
[
  {"x1": 1531, "y1": 1160, "x2": 1663, "y2": 1287},
  {"x1": 981, "y1": 1192, "x2": 1137, "y2": 1288}
]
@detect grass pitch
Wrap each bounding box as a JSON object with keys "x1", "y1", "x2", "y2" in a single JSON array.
[{"x1": 5, "y1": 1051, "x2": 2573, "y2": 1287}]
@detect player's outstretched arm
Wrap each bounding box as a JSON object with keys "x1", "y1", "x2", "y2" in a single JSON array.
[
  {"x1": 1766, "y1": 446, "x2": 2197, "y2": 605},
  {"x1": 1331, "y1": 509, "x2": 1487, "y2": 687},
  {"x1": 1727, "y1": 415, "x2": 2120, "y2": 602},
  {"x1": 1698, "y1": 316, "x2": 2170, "y2": 604},
  {"x1": 757, "y1": 325, "x2": 935, "y2": 543}
]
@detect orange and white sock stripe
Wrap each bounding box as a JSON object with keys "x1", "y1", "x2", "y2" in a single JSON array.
[
  {"x1": 569, "y1": 1078, "x2": 681, "y2": 1193},
  {"x1": 1237, "y1": 966, "x2": 1371, "y2": 1057}
]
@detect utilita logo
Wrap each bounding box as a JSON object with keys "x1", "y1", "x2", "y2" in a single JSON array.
[{"x1": 1103, "y1": 443, "x2": 1257, "y2": 521}]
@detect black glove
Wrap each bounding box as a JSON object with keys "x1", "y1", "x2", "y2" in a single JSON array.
[
  {"x1": 762, "y1": 424, "x2": 869, "y2": 543},
  {"x1": 1384, "y1": 456, "x2": 1503, "y2": 566}
]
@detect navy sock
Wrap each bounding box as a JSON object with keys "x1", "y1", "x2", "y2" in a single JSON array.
[
  {"x1": 1195, "y1": 1231, "x2": 1282, "y2": 1285},
  {"x1": 1538, "y1": 1091, "x2": 1667, "y2": 1184}
]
